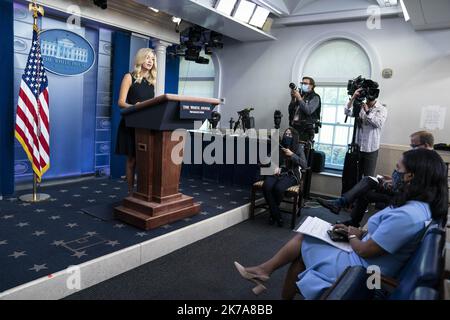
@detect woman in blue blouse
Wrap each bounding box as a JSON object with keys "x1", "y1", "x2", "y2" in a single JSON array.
[{"x1": 235, "y1": 149, "x2": 448, "y2": 299}]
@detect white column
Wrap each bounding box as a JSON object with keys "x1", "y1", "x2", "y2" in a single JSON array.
[{"x1": 153, "y1": 40, "x2": 171, "y2": 96}]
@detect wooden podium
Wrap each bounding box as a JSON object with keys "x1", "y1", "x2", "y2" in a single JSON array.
[{"x1": 114, "y1": 94, "x2": 221, "y2": 230}]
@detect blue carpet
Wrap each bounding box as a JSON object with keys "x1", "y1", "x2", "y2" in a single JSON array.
[{"x1": 0, "y1": 177, "x2": 252, "y2": 293}]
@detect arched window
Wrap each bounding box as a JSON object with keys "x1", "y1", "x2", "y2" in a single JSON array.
[
  {"x1": 302, "y1": 39, "x2": 372, "y2": 170},
  {"x1": 178, "y1": 50, "x2": 217, "y2": 98}
]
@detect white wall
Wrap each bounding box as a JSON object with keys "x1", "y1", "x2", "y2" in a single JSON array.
[{"x1": 217, "y1": 17, "x2": 450, "y2": 147}]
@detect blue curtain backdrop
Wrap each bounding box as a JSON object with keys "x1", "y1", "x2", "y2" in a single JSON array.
[
  {"x1": 165, "y1": 53, "x2": 180, "y2": 94},
  {"x1": 0, "y1": 0, "x2": 14, "y2": 196},
  {"x1": 110, "y1": 31, "x2": 131, "y2": 179}
]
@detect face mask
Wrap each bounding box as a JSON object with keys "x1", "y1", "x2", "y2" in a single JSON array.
[
  {"x1": 281, "y1": 136, "x2": 293, "y2": 148},
  {"x1": 392, "y1": 170, "x2": 406, "y2": 191},
  {"x1": 301, "y1": 84, "x2": 310, "y2": 93}
]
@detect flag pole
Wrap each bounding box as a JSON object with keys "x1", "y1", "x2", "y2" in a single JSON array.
[{"x1": 19, "y1": 1, "x2": 50, "y2": 203}]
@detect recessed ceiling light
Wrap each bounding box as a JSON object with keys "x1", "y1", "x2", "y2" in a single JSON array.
[
  {"x1": 233, "y1": 0, "x2": 256, "y2": 23},
  {"x1": 249, "y1": 5, "x2": 270, "y2": 28},
  {"x1": 215, "y1": 0, "x2": 238, "y2": 16}
]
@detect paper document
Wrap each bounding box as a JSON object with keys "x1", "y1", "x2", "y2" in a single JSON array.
[{"x1": 296, "y1": 216, "x2": 353, "y2": 252}]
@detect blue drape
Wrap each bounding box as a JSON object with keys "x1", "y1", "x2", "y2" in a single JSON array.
[
  {"x1": 110, "y1": 31, "x2": 131, "y2": 179},
  {"x1": 0, "y1": 0, "x2": 14, "y2": 196},
  {"x1": 165, "y1": 54, "x2": 180, "y2": 94}
]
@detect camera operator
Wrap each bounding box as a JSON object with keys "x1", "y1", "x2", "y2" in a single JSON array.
[
  {"x1": 345, "y1": 87, "x2": 387, "y2": 178},
  {"x1": 289, "y1": 77, "x2": 322, "y2": 142}
]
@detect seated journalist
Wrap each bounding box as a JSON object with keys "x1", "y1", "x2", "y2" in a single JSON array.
[
  {"x1": 263, "y1": 128, "x2": 307, "y2": 227},
  {"x1": 235, "y1": 148, "x2": 448, "y2": 299}
]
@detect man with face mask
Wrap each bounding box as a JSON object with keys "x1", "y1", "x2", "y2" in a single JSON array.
[
  {"x1": 317, "y1": 131, "x2": 435, "y2": 227},
  {"x1": 288, "y1": 76, "x2": 322, "y2": 142}
]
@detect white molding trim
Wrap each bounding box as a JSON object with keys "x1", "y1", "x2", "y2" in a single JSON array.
[
  {"x1": 291, "y1": 31, "x2": 382, "y2": 85},
  {"x1": 274, "y1": 6, "x2": 402, "y2": 26},
  {"x1": 380, "y1": 143, "x2": 410, "y2": 151}
]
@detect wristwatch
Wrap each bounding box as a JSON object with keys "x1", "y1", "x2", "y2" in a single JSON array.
[{"x1": 348, "y1": 235, "x2": 358, "y2": 240}]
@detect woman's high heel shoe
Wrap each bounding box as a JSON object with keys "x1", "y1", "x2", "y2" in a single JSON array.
[{"x1": 234, "y1": 262, "x2": 269, "y2": 295}]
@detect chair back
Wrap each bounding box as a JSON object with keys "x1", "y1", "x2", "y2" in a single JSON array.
[{"x1": 389, "y1": 225, "x2": 445, "y2": 300}]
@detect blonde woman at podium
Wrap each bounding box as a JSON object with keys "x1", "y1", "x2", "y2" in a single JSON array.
[{"x1": 116, "y1": 48, "x2": 157, "y2": 194}]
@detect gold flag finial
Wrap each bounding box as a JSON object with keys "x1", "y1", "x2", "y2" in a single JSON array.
[{"x1": 29, "y1": 1, "x2": 45, "y2": 24}]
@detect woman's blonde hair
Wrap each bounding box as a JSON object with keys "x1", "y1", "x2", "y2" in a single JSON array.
[{"x1": 132, "y1": 48, "x2": 157, "y2": 86}]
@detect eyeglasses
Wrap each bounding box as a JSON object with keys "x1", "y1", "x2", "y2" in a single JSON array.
[
  {"x1": 410, "y1": 143, "x2": 425, "y2": 149},
  {"x1": 300, "y1": 82, "x2": 311, "y2": 85}
]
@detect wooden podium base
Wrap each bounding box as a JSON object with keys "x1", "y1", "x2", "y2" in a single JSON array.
[{"x1": 114, "y1": 194, "x2": 200, "y2": 230}]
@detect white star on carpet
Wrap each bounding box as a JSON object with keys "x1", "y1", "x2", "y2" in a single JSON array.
[
  {"x1": 29, "y1": 264, "x2": 48, "y2": 272},
  {"x1": 49, "y1": 216, "x2": 61, "y2": 220},
  {"x1": 113, "y1": 224, "x2": 125, "y2": 228},
  {"x1": 72, "y1": 194, "x2": 81, "y2": 198},
  {"x1": 85, "y1": 232, "x2": 97, "y2": 236},
  {"x1": 63, "y1": 204, "x2": 72, "y2": 208},
  {"x1": 34, "y1": 209, "x2": 46, "y2": 213},
  {"x1": 72, "y1": 251, "x2": 87, "y2": 259},
  {"x1": 20, "y1": 203, "x2": 31, "y2": 207},
  {"x1": 66, "y1": 223, "x2": 78, "y2": 228},
  {"x1": 106, "y1": 240, "x2": 119, "y2": 247},
  {"x1": 2, "y1": 215, "x2": 14, "y2": 220},
  {"x1": 136, "y1": 232, "x2": 147, "y2": 237},
  {"x1": 49, "y1": 198, "x2": 58, "y2": 202},
  {"x1": 87, "y1": 199, "x2": 96, "y2": 203},
  {"x1": 216, "y1": 205, "x2": 224, "y2": 210},
  {"x1": 16, "y1": 222, "x2": 30, "y2": 227},
  {"x1": 108, "y1": 195, "x2": 117, "y2": 198},
  {"x1": 9, "y1": 251, "x2": 27, "y2": 259},
  {"x1": 0, "y1": 240, "x2": 8, "y2": 246},
  {"x1": 52, "y1": 240, "x2": 65, "y2": 246},
  {"x1": 200, "y1": 211, "x2": 210, "y2": 215},
  {"x1": 81, "y1": 186, "x2": 89, "y2": 190},
  {"x1": 32, "y1": 231, "x2": 46, "y2": 237},
  {"x1": 59, "y1": 190, "x2": 68, "y2": 193}
]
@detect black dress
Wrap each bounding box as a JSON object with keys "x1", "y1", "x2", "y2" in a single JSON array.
[{"x1": 115, "y1": 73, "x2": 155, "y2": 157}]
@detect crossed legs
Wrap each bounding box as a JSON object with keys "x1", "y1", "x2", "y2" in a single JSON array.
[{"x1": 241, "y1": 234, "x2": 306, "y2": 299}]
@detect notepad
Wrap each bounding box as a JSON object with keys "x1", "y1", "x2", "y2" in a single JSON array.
[{"x1": 295, "y1": 216, "x2": 353, "y2": 253}]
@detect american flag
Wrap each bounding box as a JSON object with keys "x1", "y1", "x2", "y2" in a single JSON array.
[{"x1": 15, "y1": 24, "x2": 50, "y2": 182}]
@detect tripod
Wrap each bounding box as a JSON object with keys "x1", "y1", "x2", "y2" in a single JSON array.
[{"x1": 341, "y1": 107, "x2": 362, "y2": 195}]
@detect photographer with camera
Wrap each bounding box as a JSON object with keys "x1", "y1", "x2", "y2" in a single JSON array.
[
  {"x1": 288, "y1": 77, "x2": 322, "y2": 142},
  {"x1": 345, "y1": 79, "x2": 387, "y2": 178}
]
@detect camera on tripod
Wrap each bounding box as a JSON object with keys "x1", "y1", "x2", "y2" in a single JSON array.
[{"x1": 233, "y1": 107, "x2": 255, "y2": 132}]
